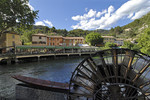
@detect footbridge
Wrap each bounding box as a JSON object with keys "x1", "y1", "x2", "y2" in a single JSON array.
[{"x1": 0, "y1": 45, "x2": 100, "y2": 64}]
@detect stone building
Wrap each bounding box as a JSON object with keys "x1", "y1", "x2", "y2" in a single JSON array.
[
  {"x1": 32, "y1": 33, "x2": 47, "y2": 46},
  {"x1": 63, "y1": 37, "x2": 84, "y2": 46},
  {"x1": 47, "y1": 36, "x2": 63, "y2": 46},
  {"x1": 102, "y1": 36, "x2": 116, "y2": 44},
  {"x1": 0, "y1": 32, "x2": 22, "y2": 48},
  {"x1": 32, "y1": 34, "x2": 84, "y2": 46}
]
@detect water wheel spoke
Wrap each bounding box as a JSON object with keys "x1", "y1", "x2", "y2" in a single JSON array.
[
  {"x1": 132, "y1": 62, "x2": 150, "y2": 82},
  {"x1": 124, "y1": 50, "x2": 135, "y2": 79},
  {"x1": 76, "y1": 73, "x2": 96, "y2": 85},
  {"x1": 69, "y1": 49, "x2": 150, "y2": 100},
  {"x1": 71, "y1": 80, "x2": 94, "y2": 93}
]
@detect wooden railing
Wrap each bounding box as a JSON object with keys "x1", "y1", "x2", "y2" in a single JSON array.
[{"x1": 0, "y1": 45, "x2": 100, "y2": 57}]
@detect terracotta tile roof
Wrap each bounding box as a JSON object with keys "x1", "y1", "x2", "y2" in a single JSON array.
[
  {"x1": 48, "y1": 36, "x2": 63, "y2": 38},
  {"x1": 102, "y1": 36, "x2": 115, "y2": 38},
  {"x1": 63, "y1": 37, "x2": 84, "y2": 39}
]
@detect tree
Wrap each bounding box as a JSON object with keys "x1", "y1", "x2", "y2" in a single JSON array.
[
  {"x1": 21, "y1": 29, "x2": 37, "y2": 45},
  {"x1": 102, "y1": 42, "x2": 117, "y2": 50},
  {"x1": 0, "y1": 0, "x2": 38, "y2": 35},
  {"x1": 121, "y1": 41, "x2": 140, "y2": 51},
  {"x1": 85, "y1": 32, "x2": 103, "y2": 46},
  {"x1": 114, "y1": 26, "x2": 123, "y2": 35},
  {"x1": 137, "y1": 28, "x2": 150, "y2": 55},
  {"x1": 49, "y1": 27, "x2": 56, "y2": 33},
  {"x1": 68, "y1": 29, "x2": 89, "y2": 37}
]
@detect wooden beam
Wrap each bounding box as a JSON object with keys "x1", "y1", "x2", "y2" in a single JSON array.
[
  {"x1": 132, "y1": 63, "x2": 150, "y2": 83},
  {"x1": 71, "y1": 80, "x2": 94, "y2": 93},
  {"x1": 124, "y1": 50, "x2": 135, "y2": 79},
  {"x1": 76, "y1": 69, "x2": 97, "y2": 84}
]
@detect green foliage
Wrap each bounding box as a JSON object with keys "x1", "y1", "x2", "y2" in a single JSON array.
[
  {"x1": 102, "y1": 42, "x2": 117, "y2": 49},
  {"x1": 85, "y1": 32, "x2": 103, "y2": 46},
  {"x1": 123, "y1": 12, "x2": 150, "y2": 30},
  {"x1": 0, "y1": 0, "x2": 38, "y2": 35},
  {"x1": 94, "y1": 29, "x2": 110, "y2": 35},
  {"x1": 121, "y1": 41, "x2": 140, "y2": 51},
  {"x1": 21, "y1": 30, "x2": 37, "y2": 44},
  {"x1": 56, "y1": 29, "x2": 68, "y2": 36},
  {"x1": 68, "y1": 29, "x2": 89, "y2": 37},
  {"x1": 126, "y1": 28, "x2": 137, "y2": 38},
  {"x1": 24, "y1": 42, "x2": 32, "y2": 45},
  {"x1": 137, "y1": 28, "x2": 150, "y2": 55}
]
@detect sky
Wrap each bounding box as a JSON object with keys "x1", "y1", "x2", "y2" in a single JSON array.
[{"x1": 29, "y1": 0, "x2": 150, "y2": 30}]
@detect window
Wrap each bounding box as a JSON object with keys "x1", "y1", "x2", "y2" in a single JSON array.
[
  {"x1": 12, "y1": 34, "x2": 15, "y2": 39},
  {"x1": 12, "y1": 41, "x2": 15, "y2": 46},
  {"x1": 39, "y1": 36, "x2": 41, "y2": 39}
]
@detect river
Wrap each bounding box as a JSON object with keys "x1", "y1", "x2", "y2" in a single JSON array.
[{"x1": 0, "y1": 56, "x2": 85, "y2": 99}]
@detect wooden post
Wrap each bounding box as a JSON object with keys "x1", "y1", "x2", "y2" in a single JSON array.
[
  {"x1": 7, "y1": 59, "x2": 11, "y2": 64},
  {"x1": 37, "y1": 56, "x2": 40, "y2": 61}
]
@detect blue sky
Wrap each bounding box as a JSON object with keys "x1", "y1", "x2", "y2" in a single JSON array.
[{"x1": 29, "y1": 0, "x2": 150, "y2": 30}]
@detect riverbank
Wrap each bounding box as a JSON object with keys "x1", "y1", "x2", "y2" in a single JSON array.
[{"x1": 0, "y1": 52, "x2": 92, "y2": 65}]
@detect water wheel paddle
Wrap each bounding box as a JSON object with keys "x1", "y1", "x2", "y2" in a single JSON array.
[{"x1": 69, "y1": 48, "x2": 150, "y2": 100}]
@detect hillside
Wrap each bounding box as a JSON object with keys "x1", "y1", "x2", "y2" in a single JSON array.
[
  {"x1": 123, "y1": 12, "x2": 150, "y2": 30},
  {"x1": 120, "y1": 12, "x2": 150, "y2": 38}
]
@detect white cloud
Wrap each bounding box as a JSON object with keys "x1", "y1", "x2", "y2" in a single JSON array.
[
  {"x1": 43, "y1": 20, "x2": 53, "y2": 27},
  {"x1": 35, "y1": 21, "x2": 46, "y2": 26},
  {"x1": 71, "y1": 0, "x2": 150, "y2": 30},
  {"x1": 72, "y1": 9, "x2": 97, "y2": 21},
  {"x1": 96, "y1": 10, "x2": 107, "y2": 18},
  {"x1": 35, "y1": 20, "x2": 53, "y2": 27}
]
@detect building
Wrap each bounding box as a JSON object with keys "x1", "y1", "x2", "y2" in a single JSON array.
[
  {"x1": 102, "y1": 36, "x2": 124, "y2": 46},
  {"x1": 63, "y1": 37, "x2": 84, "y2": 46},
  {"x1": 114, "y1": 38, "x2": 124, "y2": 46},
  {"x1": 47, "y1": 36, "x2": 63, "y2": 46},
  {"x1": 0, "y1": 32, "x2": 22, "y2": 48},
  {"x1": 32, "y1": 33, "x2": 47, "y2": 46},
  {"x1": 102, "y1": 36, "x2": 116, "y2": 43},
  {"x1": 32, "y1": 34, "x2": 85, "y2": 46}
]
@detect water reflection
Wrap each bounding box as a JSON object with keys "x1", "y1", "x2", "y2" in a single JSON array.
[{"x1": 0, "y1": 56, "x2": 85, "y2": 99}]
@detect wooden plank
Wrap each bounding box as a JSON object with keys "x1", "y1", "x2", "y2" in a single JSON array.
[
  {"x1": 112, "y1": 49, "x2": 118, "y2": 82},
  {"x1": 76, "y1": 69, "x2": 96, "y2": 84},
  {"x1": 132, "y1": 63, "x2": 150, "y2": 82},
  {"x1": 124, "y1": 50, "x2": 135, "y2": 79},
  {"x1": 71, "y1": 80, "x2": 94, "y2": 93}
]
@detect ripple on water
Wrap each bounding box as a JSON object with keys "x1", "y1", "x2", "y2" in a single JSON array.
[{"x1": 0, "y1": 56, "x2": 85, "y2": 99}]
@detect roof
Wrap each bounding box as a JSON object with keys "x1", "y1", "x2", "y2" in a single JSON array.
[
  {"x1": 32, "y1": 33, "x2": 47, "y2": 37},
  {"x1": 63, "y1": 37, "x2": 84, "y2": 39},
  {"x1": 115, "y1": 38, "x2": 124, "y2": 41},
  {"x1": 48, "y1": 36, "x2": 63, "y2": 38},
  {"x1": 102, "y1": 36, "x2": 115, "y2": 38}
]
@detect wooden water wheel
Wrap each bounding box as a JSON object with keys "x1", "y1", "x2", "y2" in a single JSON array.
[{"x1": 69, "y1": 48, "x2": 150, "y2": 100}]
